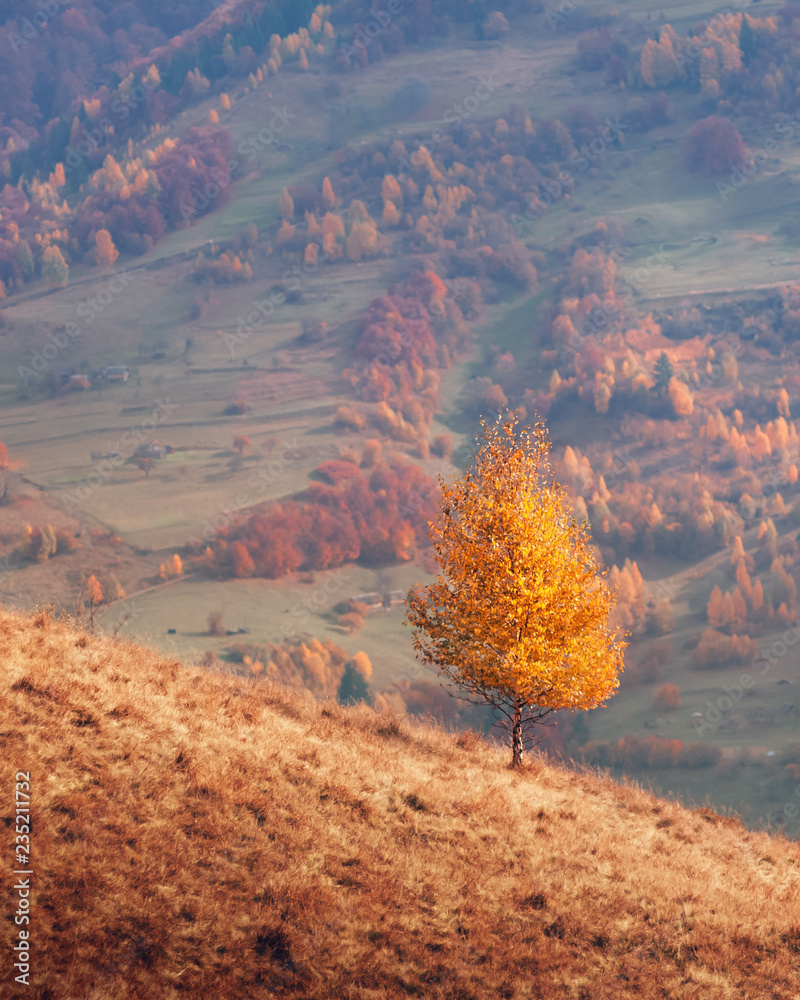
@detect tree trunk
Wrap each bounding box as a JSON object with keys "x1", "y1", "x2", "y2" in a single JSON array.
[{"x1": 511, "y1": 698, "x2": 523, "y2": 769}]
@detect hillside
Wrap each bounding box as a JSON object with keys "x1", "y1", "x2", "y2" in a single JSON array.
[
  {"x1": 7, "y1": 0, "x2": 800, "y2": 834},
  {"x1": 3, "y1": 606, "x2": 800, "y2": 999}
]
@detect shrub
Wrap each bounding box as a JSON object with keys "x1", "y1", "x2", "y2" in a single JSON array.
[
  {"x1": 683, "y1": 117, "x2": 746, "y2": 176},
  {"x1": 431, "y1": 434, "x2": 454, "y2": 459},
  {"x1": 653, "y1": 683, "x2": 681, "y2": 711}
]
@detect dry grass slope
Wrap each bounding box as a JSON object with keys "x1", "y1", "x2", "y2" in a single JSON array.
[{"x1": 2, "y1": 606, "x2": 800, "y2": 999}]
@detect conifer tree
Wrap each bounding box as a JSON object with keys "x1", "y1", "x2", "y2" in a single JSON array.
[
  {"x1": 652, "y1": 352, "x2": 674, "y2": 395},
  {"x1": 739, "y1": 15, "x2": 757, "y2": 66},
  {"x1": 337, "y1": 662, "x2": 373, "y2": 706},
  {"x1": 16, "y1": 240, "x2": 34, "y2": 280},
  {"x1": 406, "y1": 411, "x2": 626, "y2": 768}
]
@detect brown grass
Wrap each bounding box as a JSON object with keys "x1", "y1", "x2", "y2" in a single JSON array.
[{"x1": 2, "y1": 605, "x2": 800, "y2": 999}]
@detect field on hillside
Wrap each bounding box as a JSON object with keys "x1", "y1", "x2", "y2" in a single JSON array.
[
  {"x1": 4, "y1": 605, "x2": 800, "y2": 999},
  {"x1": 95, "y1": 562, "x2": 438, "y2": 694}
]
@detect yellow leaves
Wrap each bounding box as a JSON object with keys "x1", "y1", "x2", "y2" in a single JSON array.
[
  {"x1": 406, "y1": 413, "x2": 626, "y2": 717},
  {"x1": 94, "y1": 229, "x2": 118, "y2": 268}
]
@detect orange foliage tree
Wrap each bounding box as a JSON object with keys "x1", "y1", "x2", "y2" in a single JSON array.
[
  {"x1": 94, "y1": 229, "x2": 119, "y2": 268},
  {"x1": 653, "y1": 683, "x2": 681, "y2": 711},
  {"x1": 82, "y1": 574, "x2": 104, "y2": 630},
  {"x1": 85, "y1": 574, "x2": 104, "y2": 605},
  {"x1": 406, "y1": 412, "x2": 627, "y2": 768}
]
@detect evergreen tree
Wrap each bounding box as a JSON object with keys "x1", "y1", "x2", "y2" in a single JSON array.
[
  {"x1": 739, "y1": 16, "x2": 757, "y2": 66},
  {"x1": 571, "y1": 712, "x2": 590, "y2": 746},
  {"x1": 16, "y1": 241, "x2": 34, "y2": 281},
  {"x1": 337, "y1": 662, "x2": 373, "y2": 706},
  {"x1": 652, "y1": 352, "x2": 674, "y2": 395}
]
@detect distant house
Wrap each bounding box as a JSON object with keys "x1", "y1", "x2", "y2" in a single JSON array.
[
  {"x1": 136, "y1": 439, "x2": 171, "y2": 459},
  {"x1": 352, "y1": 592, "x2": 383, "y2": 611},
  {"x1": 97, "y1": 365, "x2": 129, "y2": 381},
  {"x1": 68, "y1": 374, "x2": 91, "y2": 391}
]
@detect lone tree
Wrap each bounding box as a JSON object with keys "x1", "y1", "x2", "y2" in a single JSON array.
[
  {"x1": 136, "y1": 456, "x2": 154, "y2": 479},
  {"x1": 406, "y1": 411, "x2": 626, "y2": 768}
]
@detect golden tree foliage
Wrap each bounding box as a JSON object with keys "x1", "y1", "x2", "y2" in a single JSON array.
[
  {"x1": 321, "y1": 211, "x2": 345, "y2": 255},
  {"x1": 382, "y1": 199, "x2": 401, "y2": 226},
  {"x1": 279, "y1": 187, "x2": 295, "y2": 220},
  {"x1": 346, "y1": 220, "x2": 378, "y2": 261},
  {"x1": 382, "y1": 174, "x2": 403, "y2": 205},
  {"x1": 306, "y1": 212, "x2": 322, "y2": 237},
  {"x1": 668, "y1": 377, "x2": 694, "y2": 416},
  {"x1": 277, "y1": 219, "x2": 296, "y2": 244},
  {"x1": 159, "y1": 553, "x2": 183, "y2": 581},
  {"x1": 94, "y1": 229, "x2": 119, "y2": 268},
  {"x1": 85, "y1": 574, "x2": 104, "y2": 606},
  {"x1": 322, "y1": 175, "x2": 336, "y2": 210},
  {"x1": 406, "y1": 413, "x2": 626, "y2": 767}
]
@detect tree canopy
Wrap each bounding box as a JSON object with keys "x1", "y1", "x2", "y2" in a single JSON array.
[{"x1": 406, "y1": 411, "x2": 626, "y2": 767}]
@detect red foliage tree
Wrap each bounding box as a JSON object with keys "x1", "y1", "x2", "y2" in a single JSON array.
[
  {"x1": 653, "y1": 683, "x2": 681, "y2": 711},
  {"x1": 153, "y1": 127, "x2": 235, "y2": 227},
  {"x1": 577, "y1": 29, "x2": 614, "y2": 71},
  {"x1": 210, "y1": 460, "x2": 437, "y2": 579},
  {"x1": 683, "y1": 116, "x2": 746, "y2": 175},
  {"x1": 231, "y1": 541, "x2": 255, "y2": 578},
  {"x1": 356, "y1": 294, "x2": 438, "y2": 371}
]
